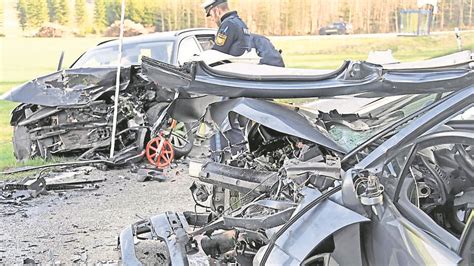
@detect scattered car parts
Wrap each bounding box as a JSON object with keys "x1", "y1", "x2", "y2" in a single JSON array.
[{"x1": 1, "y1": 170, "x2": 105, "y2": 205}]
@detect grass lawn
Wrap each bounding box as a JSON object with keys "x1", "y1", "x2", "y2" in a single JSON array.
[
  {"x1": 272, "y1": 33, "x2": 474, "y2": 69},
  {"x1": 0, "y1": 32, "x2": 473, "y2": 173}
]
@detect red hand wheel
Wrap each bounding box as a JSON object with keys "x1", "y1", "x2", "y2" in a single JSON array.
[{"x1": 145, "y1": 135, "x2": 174, "y2": 168}]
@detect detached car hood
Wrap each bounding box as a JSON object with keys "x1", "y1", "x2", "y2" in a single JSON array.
[
  {"x1": 1, "y1": 67, "x2": 131, "y2": 107},
  {"x1": 141, "y1": 53, "x2": 474, "y2": 99}
]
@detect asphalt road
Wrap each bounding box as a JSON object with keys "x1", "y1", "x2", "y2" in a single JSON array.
[{"x1": 0, "y1": 164, "x2": 196, "y2": 264}]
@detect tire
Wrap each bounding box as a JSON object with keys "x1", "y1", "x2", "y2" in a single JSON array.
[
  {"x1": 146, "y1": 103, "x2": 194, "y2": 159},
  {"x1": 166, "y1": 122, "x2": 194, "y2": 158}
]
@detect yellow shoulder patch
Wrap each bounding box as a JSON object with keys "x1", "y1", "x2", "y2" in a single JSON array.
[{"x1": 215, "y1": 32, "x2": 228, "y2": 46}]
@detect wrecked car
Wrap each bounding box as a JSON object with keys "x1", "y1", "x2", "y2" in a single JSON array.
[
  {"x1": 1, "y1": 28, "x2": 216, "y2": 163},
  {"x1": 119, "y1": 51, "x2": 474, "y2": 264}
]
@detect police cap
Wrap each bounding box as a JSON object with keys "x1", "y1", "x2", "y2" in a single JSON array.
[{"x1": 201, "y1": 0, "x2": 227, "y2": 17}]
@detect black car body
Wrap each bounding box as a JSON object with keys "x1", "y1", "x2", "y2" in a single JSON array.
[{"x1": 118, "y1": 51, "x2": 474, "y2": 264}]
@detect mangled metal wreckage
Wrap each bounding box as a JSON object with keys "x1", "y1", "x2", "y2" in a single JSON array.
[
  {"x1": 2, "y1": 66, "x2": 194, "y2": 164},
  {"x1": 117, "y1": 51, "x2": 474, "y2": 265},
  {"x1": 2, "y1": 49, "x2": 473, "y2": 264},
  {"x1": 2, "y1": 51, "x2": 472, "y2": 165}
]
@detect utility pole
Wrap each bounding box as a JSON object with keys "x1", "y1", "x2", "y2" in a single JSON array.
[{"x1": 110, "y1": 0, "x2": 126, "y2": 158}]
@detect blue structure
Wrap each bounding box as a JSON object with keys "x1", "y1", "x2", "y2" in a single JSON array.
[{"x1": 399, "y1": 9, "x2": 433, "y2": 36}]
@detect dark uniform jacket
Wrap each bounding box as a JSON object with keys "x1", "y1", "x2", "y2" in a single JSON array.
[
  {"x1": 212, "y1": 11, "x2": 285, "y2": 67},
  {"x1": 212, "y1": 11, "x2": 251, "y2": 56}
]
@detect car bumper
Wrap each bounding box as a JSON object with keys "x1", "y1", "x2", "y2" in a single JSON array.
[{"x1": 119, "y1": 211, "x2": 209, "y2": 265}]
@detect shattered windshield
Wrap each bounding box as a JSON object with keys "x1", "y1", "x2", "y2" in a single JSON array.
[
  {"x1": 71, "y1": 41, "x2": 174, "y2": 68},
  {"x1": 328, "y1": 93, "x2": 440, "y2": 151}
]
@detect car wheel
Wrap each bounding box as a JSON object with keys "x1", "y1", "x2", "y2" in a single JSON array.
[
  {"x1": 162, "y1": 121, "x2": 194, "y2": 159},
  {"x1": 146, "y1": 103, "x2": 194, "y2": 159}
]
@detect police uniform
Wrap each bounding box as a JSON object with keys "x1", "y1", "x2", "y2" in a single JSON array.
[
  {"x1": 212, "y1": 11, "x2": 251, "y2": 56},
  {"x1": 202, "y1": 0, "x2": 251, "y2": 57}
]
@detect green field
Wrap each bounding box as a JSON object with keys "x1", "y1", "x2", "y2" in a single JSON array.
[
  {"x1": 0, "y1": 32, "x2": 473, "y2": 171},
  {"x1": 272, "y1": 33, "x2": 474, "y2": 69},
  {"x1": 0, "y1": 37, "x2": 108, "y2": 171}
]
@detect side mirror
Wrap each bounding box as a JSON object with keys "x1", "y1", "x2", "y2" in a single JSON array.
[
  {"x1": 57, "y1": 51, "x2": 65, "y2": 71},
  {"x1": 458, "y1": 211, "x2": 474, "y2": 265}
]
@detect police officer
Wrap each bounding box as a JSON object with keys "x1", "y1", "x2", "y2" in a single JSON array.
[
  {"x1": 202, "y1": 0, "x2": 285, "y2": 67},
  {"x1": 202, "y1": 0, "x2": 251, "y2": 57}
]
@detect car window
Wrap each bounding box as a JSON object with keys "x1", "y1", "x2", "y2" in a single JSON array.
[
  {"x1": 381, "y1": 104, "x2": 473, "y2": 202},
  {"x1": 177, "y1": 37, "x2": 202, "y2": 66},
  {"x1": 196, "y1": 35, "x2": 215, "y2": 51},
  {"x1": 72, "y1": 41, "x2": 174, "y2": 68}
]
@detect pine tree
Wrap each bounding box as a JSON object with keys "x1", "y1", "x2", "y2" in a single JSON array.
[
  {"x1": 17, "y1": 0, "x2": 28, "y2": 30},
  {"x1": 142, "y1": 0, "x2": 158, "y2": 26},
  {"x1": 29, "y1": 0, "x2": 49, "y2": 27},
  {"x1": 94, "y1": 0, "x2": 108, "y2": 30},
  {"x1": 129, "y1": 0, "x2": 145, "y2": 24},
  {"x1": 105, "y1": 0, "x2": 121, "y2": 26},
  {"x1": 75, "y1": 0, "x2": 87, "y2": 26},
  {"x1": 38, "y1": 0, "x2": 49, "y2": 26},
  {"x1": 57, "y1": 0, "x2": 70, "y2": 25},
  {"x1": 48, "y1": 0, "x2": 59, "y2": 22}
]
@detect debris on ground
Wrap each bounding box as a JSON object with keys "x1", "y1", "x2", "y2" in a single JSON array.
[
  {"x1": 0, "y1": 166, "x2": 194, "y2": 263},
  {"x1": 23, "y1": 258, "x2": 37, "y2": 264},
  {"x1": 136, "y1": 168, "x2": 166, "y2": 182},
  {"x1": 0, "y1": 168, "x2": 106, "y2": 205}
]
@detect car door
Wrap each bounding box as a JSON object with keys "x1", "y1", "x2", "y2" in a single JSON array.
[
  {"x1": 364, "y1": 109, "x2": 473, "y2": 264},
  {"x1": 362, "y1": 141, "x2": 464, "y2": 265},
  {"x1": 459, "y1": 212, "x2": 474, "y2": 265}
]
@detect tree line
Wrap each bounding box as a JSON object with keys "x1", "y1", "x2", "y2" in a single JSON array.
[
  {"x1": 17, "y1": 0, "x2": 87, "y2": 30},
  {"x1": 16, "y1": 0, "x2": 474, "y2": 35}
]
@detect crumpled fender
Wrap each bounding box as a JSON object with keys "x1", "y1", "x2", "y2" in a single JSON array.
[
  {"x1": 1, "y1": 67, "x2": 131, "y2": 107},
  {"x1": 254, "y1": 188, "x2": 369, "y2": 265}
]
